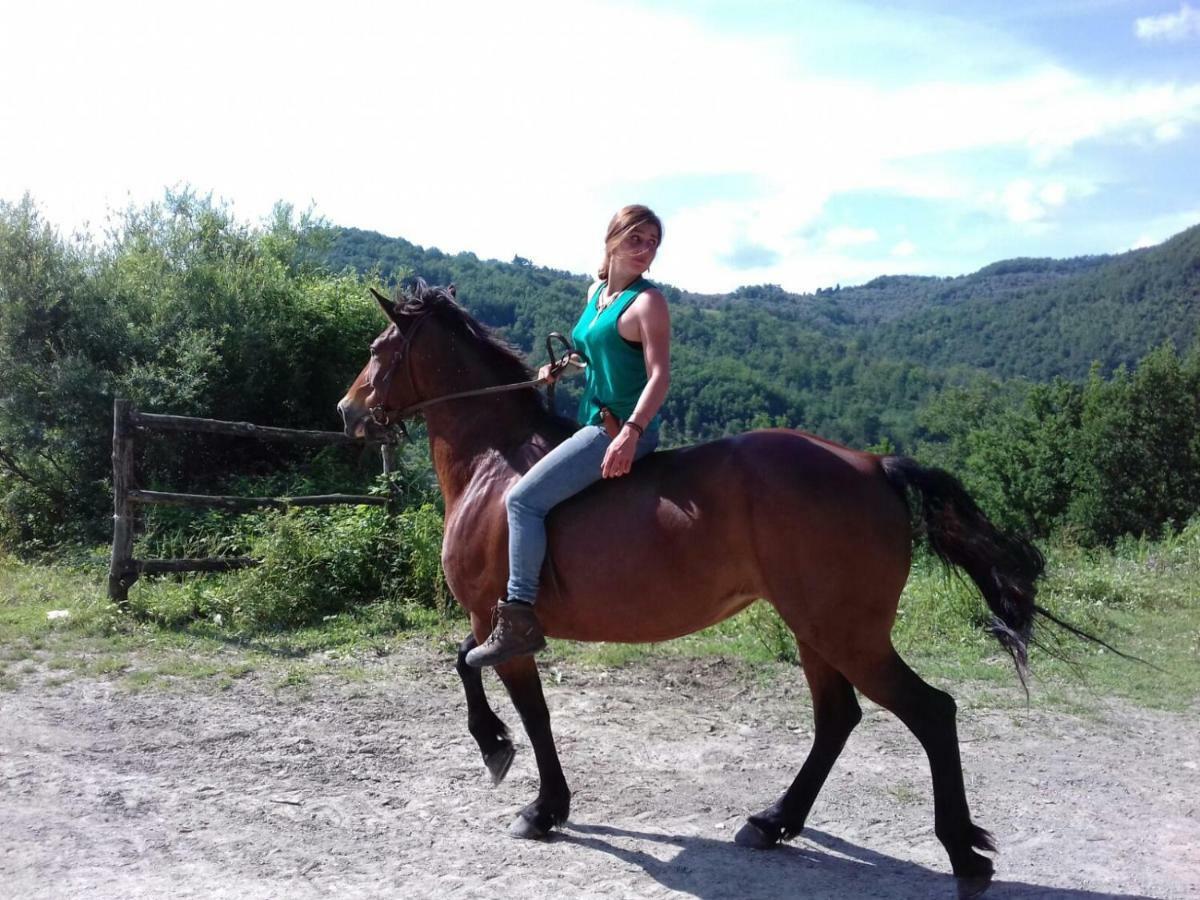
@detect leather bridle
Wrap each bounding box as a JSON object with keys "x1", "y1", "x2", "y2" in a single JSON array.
[{"x1": 366, "y1": 313, "x2": 581, "y2": 438}]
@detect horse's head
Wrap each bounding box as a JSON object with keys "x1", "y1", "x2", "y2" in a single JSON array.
[
  {"x1": 338, "y1": 279, "x2": 539, "y2": 440},
  {"x1": 337, "y1": 282, "x2": 456, "y2": 439}
]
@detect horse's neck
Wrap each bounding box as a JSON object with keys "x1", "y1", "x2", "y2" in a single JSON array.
[{"x1": 423, "y1": 398, "x2": 558, "y2": 508}]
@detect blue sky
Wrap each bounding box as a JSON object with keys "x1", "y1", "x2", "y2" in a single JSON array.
[{"x1": 2, "y1": 0, "x2": 1198, "y2": 293}]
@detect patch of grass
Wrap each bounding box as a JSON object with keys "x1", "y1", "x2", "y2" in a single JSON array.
[
  {"x1": 886, "y1": 782, "x2": 923, "y2": 806},
  {"x1": 80, "y1": 655, "x2": 129, "y2": 677},
  {"x1": 118, "y1": 656, "x2": 258, "y2": 692},
  {"x1": 337, "y1": 665, "x2": 377, "y2": 684},
  {"x1": 0, "y1": 644, "x2": 34, "y2": 663},
  {"x1": 122, "y1": 670, "x2": 158, "y2": 691},
  {"x1": 277, "y1": 664, "x2": 318, "y2": 689},
  {"x1": 556, "y1": 641, "x2": 658, "y2": 669}
]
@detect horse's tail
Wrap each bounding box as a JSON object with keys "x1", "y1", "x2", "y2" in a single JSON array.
[{"x1": 881, "y1": 455, "x2": 1044, "y2": 681}]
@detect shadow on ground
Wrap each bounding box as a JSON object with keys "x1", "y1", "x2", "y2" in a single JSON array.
[{"x1": 559, "y1": 823, "x2": 1155, "y2": 900}]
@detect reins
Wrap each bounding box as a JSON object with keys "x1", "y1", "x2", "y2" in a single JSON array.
[{"x1": 369, "y1": 328, "x2": 584, "y2": 433}]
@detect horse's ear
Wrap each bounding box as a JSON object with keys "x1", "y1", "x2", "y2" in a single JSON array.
[
  {"x1": 447, "y1": 283, "x2": 457, "y2": 299},
  {"x1": 371, "y1": 287, "x2": 402, "y2": 325}
]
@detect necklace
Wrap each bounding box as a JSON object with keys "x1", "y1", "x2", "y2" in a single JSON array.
[{"x1": 598, "y1": 276, "x2": 638, "y2": 311}]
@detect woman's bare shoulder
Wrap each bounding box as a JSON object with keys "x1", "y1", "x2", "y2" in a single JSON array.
[{"x1": 632, "y1": 286, "x2": 669, "y2": 313}]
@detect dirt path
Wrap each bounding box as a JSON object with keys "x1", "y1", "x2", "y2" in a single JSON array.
[{"x1": 1, "y1": 641, "x2": 1197, "y2": 899}]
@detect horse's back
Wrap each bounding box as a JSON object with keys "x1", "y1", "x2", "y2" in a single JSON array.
[{"x1": 538, "y1": 428, "x2": 912, "y2": 642}]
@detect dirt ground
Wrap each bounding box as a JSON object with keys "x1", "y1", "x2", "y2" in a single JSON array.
[{"x1": 1, "y1": 640, "x2": 1197, "y2": 900}]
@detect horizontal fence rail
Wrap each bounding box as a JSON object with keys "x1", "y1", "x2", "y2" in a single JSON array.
[
  {"x1": 108, "y1": 399, "x2": 396, "y2": 606},
  {"x1": 129, "y1": 410, "x2": 380, "y2": 445},
  {"x1": 128, "y1": 489, "x2": 391, "y2": 511}
]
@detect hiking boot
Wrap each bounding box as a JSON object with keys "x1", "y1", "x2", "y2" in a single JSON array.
[{"x1": 465, "y1": 601, "x2": 547, "y2": 668}]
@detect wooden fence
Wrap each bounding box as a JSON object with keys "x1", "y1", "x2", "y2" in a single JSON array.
[{"x1": 108, "y1": 399, "x2": 398, "y2": 605}]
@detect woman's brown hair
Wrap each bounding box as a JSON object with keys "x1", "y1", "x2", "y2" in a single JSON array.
[{"x1": 598, "y1": 205, "x2": 663, "y2": 281}]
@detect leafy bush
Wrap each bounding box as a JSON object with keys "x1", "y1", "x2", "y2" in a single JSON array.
[
  {"x1": 130, "y1": 501, "x2": 449, "y2": 631},
  {"x1": 740, "y1": 601, "x2": 799, "y2": 664},
  {"x1": 0, "y1": 191, "x2": 391, "y2": 551}
]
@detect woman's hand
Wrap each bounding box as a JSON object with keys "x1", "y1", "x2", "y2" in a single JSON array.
[
  {"x1": 601, "y1": 427, "x2": 639, "y2": 478},
  {"x1": 538, "y1": 363, "x2": 560, "y2": 384}
]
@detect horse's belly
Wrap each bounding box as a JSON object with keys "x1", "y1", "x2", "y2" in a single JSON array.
[{"x1": 538, "y1": 475, "x2": 760, "y2": 640}]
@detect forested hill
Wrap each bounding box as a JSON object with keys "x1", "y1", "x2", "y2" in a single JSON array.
[
  {"x1": 316, "y1": 222, "x2": 1200, "y2": 385},
  {"x1": 849, "y1": 224, "x2": 1200, "y2": 380},
  {"x1": 652, "y1": 224, "x2": 1199, "y2": 381}
]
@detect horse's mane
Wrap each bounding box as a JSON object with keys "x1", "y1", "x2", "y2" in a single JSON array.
[
  {"x1": 394, "y1": 278, "x2": 574, "y2": 431},
  {"x1": 396, "y1": 278, "x2": 534, "y2": 385}
]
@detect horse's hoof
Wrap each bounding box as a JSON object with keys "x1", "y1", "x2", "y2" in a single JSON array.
[
  {"x1": 485, "y1": 742, "x2": 516, "y2": 785},
  {"x1": 509, "y1": 812, "x2": 551, "y2": 840},
  {"x1": 956, "y1": 874, "x2": 993, "y2": 899},
  {"x1": 734, "y1": 819, "x2": 777, "y2": 849}
]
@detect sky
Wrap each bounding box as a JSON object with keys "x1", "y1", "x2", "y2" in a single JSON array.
[{"x1": 2, "y1": 0, "x2": 1199, "y2": 293}]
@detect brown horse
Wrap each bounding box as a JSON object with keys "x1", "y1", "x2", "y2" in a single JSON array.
[{"x1": 338, "y1": 280, "x2": 1046, "y2": 896}]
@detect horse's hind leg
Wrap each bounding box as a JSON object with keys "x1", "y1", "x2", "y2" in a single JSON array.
[
  {"x1": 845, "y1": 646, "x2": 995, "y2": 891},
  {"x1": 494, "y1": 654, "x2": 570, "y2": 839},
  {"x1": 455, "y1": 633, "x2": 516, "y2": 784},
  {"x1": 736, "y1": 642, "x2": 861, "y2": 849}
]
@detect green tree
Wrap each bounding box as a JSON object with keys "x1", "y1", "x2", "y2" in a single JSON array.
[{"x1": 1069, "y1": 344, "x2": 1200, "y2": 542}]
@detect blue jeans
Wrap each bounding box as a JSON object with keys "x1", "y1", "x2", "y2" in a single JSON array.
[{"x1": 505, "y1": 424, "x2": 659, "y2": 602}]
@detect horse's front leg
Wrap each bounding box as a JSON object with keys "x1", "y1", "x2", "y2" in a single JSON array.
[
  {"x1": 494, "y1": 654, "x2": 570, "y2": 838},
  {"x1": 455, "y1": 633, "x2": 517, "y2": 784}
]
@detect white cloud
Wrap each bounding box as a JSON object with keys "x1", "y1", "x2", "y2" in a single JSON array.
[
  {"x1": 1155, "y1": 121, "x2": 1185, "y2": 141},
  {"x1": 1131, "y1": 234, "x2": 1158, "y2": 249},
  {"x1": 891, "y1": 239, "x2": 918, "y2": 257},
  {"x1": 1001, "y1": 180, "x2": 1044, "y2": 223},
  {"x1": 978, "y1": 179, "x2": 1073, "y2": 224},
  {"x1": 1135, "y1": 3, "x2": 1200, "y2": 42},
  {"x1": 1038, "y1": 183, "x2": 1068, "y2": 207},
  {"x1": 824, "y1": 226, "x2": 879, "y2": 248}
]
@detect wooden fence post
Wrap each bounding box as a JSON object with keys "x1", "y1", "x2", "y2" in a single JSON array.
[{"x1": 107, "y1": 399, "x2": 137, "y2": 605}]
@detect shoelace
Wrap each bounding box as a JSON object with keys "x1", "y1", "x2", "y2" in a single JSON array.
[{"x1": 485, "y1": 606, "x2": 508, "y2": 643}]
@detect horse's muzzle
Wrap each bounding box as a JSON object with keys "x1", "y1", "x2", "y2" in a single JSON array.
[{"x1": 338, "y1": 399, "x2": 384, "y2": 440}]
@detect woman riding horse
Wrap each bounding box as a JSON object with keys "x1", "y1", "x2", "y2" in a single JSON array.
[
  {"x1": 468, "y1": 204, "x2": 671, "y2": 667},
  {"x1": 337, "y1": 224, "x2": 1055, "y2": 895}
]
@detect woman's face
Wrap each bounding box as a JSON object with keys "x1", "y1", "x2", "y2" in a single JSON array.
[{"x1": 613, "y1": 223, "x2": 660, "y2": 273}]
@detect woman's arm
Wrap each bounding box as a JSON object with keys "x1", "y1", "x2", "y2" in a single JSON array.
[
  {"x1": 601, "y1": 289, "x2": 671, "y2": 478},
  {"x1": 624, "y1": 289, "x2": 671, "y2": 431}
]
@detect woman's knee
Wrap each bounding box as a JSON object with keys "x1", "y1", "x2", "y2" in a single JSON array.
[{"x1": 505, "y1": 482, "x2": 543, "y2": 520}]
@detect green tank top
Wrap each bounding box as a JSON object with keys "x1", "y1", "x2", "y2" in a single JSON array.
[{"x1": 570, "y1": 277, "x2": 661, "y2": 431}]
